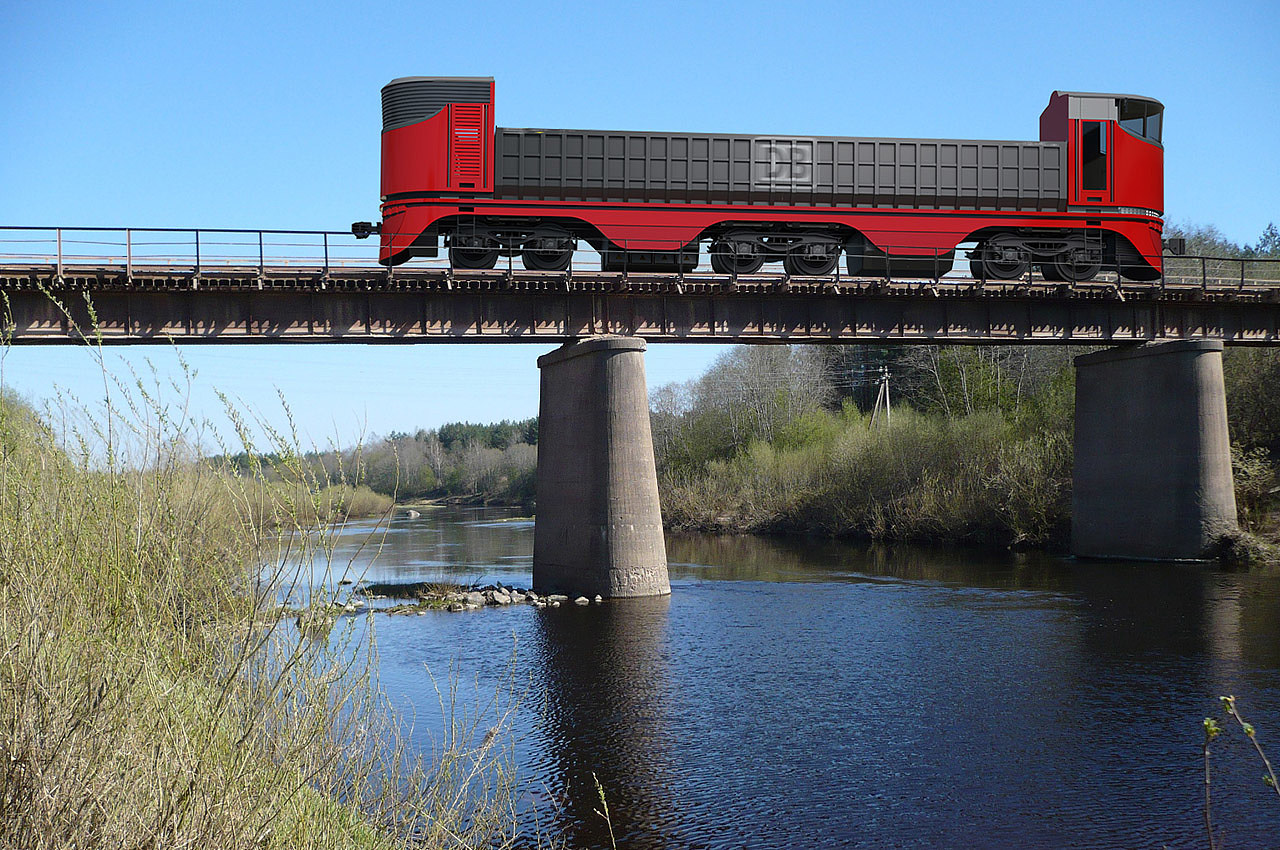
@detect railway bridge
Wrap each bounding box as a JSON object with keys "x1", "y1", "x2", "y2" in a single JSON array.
[{"x1": 4, "y1": 227, "x2": 1280, "y2": 596}]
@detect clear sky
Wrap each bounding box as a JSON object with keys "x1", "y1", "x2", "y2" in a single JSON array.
[{"x1": 1, "y1": 0, "x2": 1276, "y2": 447}]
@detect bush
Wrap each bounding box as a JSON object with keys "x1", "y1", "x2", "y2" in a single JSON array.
[
  {"x1": 660, "y1": 407, "x2": 1074, "y2": 548},
  {"x1": 0, "y1": 376, "x2": 519, "y2": 847}
]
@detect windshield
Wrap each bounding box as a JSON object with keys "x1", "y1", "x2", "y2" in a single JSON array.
[{"x1": 1117, "y1": 98, "x2": 1163, "y2": 144}]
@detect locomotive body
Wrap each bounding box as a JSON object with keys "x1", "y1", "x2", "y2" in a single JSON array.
[{"x1": 371, "y1": 77, "x2": 1165, "y2": 281}]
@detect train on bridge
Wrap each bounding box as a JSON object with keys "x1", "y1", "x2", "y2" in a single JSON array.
[{"x1": 363, "y1": 77, "x2": 1167, "y2": 282}]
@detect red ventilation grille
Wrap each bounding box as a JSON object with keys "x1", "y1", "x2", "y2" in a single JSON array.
[{"x1": 449, "y1": 104, "x2": 487, "y2": 188}]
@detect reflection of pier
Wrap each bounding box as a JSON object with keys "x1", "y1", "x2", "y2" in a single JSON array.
[{"x1": 531, "y1": 598, "x2": 675, "y2": 848}]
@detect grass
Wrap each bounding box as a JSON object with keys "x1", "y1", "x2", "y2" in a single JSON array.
[
  {"x1": 0, "y1": 339, "x2": 526, "y2": 848},
  {"x1": 661, "y1": 406, "x2": 1073, "y2": 548}
]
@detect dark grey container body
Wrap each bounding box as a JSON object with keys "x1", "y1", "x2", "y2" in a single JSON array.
[{"x1": 495, "y1": 128, "x2": 1066, "y2": 211}]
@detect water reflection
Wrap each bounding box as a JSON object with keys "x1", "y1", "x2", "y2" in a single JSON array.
[
  {"x1": 667, "y1": 532, "x2": 1076, "y2": 590},
  {"x1": 530, "y1": 597, "x2": 675, "y2": 848}
]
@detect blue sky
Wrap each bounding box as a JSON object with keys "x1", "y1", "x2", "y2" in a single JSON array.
[{"x1": 1, "y1": 0, "x2": 1276, "y2": 447}]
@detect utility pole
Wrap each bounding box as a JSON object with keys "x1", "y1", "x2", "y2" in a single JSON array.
[{"x1": 870, "y1": 366, "x2": 892, "y2": 428}]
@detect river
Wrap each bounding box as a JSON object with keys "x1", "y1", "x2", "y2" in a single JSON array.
[{"x1": 317, "y1": 506, "x2": 1280, "y2": 848}]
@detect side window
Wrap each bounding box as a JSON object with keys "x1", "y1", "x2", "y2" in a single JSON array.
[
  {"x1": 1146, "y1": 111, "x2": 1162, "y2": 144},
  {"x1": 1117, "y1": 98, "x2": 1164, "y2": 144},
  {"x1": 1082, "y1": 121, "x2": 1107, "y2": 191}
]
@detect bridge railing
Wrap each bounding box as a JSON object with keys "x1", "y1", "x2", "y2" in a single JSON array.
[
  {"x1": 0, "y1": 226, "x2": 384, "y2": 276},
  {"x1": 2, "y1": 225, "x2": 1279, "y2": 293}
]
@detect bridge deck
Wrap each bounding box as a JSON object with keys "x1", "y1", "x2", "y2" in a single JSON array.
[{"x1": 2, "y1": 264, "x2": 1278, "y2": 345}]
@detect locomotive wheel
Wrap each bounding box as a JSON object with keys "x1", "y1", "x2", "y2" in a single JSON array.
[
  {"x1": 969, "y1": 244, "x2": 1028, "y2": 281},
  {"x1": 522, "y1": 248, "x2": 572, "y2": 271},
  {"x1": 1039, "y1": 263, "x2": 1065, "y2": 282},
  {"x1": 1046, "y1": 256, "x2": 1101, "y2": 282},
  {"x1": 783, "y1": 250, "x2": 838, "y2": 277},
  {"x1": 449, "y1": 245, "x2": 499, "y2": 270},
  {"x1": 710, "y1": 243, "x2": 764, "y2": 275},
  {"x1": 521, "y1": 241, "x2": 574, "y2": 272}
]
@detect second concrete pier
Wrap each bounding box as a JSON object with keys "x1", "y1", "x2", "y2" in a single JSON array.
[{"x1": 1072, "y1": 340, "x2": 1237, "y2": 560}]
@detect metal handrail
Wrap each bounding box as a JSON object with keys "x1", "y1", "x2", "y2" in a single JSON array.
[{"x1": 1, "y1": 225, "x2": 1278, "y2": 291}]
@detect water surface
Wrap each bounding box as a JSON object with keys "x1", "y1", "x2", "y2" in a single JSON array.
[{"x1": 322, "y1": 507, "x2": 1280, "y2": 848}]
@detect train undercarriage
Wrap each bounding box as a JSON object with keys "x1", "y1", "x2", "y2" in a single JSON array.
[{"x1": 419, "y1": 218, "x2": 1159, "y2": 282}]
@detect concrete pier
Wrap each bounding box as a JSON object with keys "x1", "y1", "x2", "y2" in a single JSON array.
[
  {"x1": 1072, "y1": 340, "x2": 1238, "y2": 560},
  {"x1": 533, "y1": 337, "x2": 670, "y2": 597}
]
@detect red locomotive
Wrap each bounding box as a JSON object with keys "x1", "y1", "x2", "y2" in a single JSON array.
[{"x1": 364, "y1": 76, "x2": 1166, "y2": 281}]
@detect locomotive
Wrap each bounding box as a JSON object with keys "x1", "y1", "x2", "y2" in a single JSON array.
[{"x1": 362, "y1": 76, "x2": 1166, "y2": 281}]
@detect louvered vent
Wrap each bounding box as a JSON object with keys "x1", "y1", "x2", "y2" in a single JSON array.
[{"x1": 448, "y1": 104, "x2": 487, "y2": 188}]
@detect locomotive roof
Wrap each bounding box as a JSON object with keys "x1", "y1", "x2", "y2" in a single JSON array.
[
  {"x1": 385, "y1": 76, "x2": 494, "y2": 87},
  {"x1": 1053, "y1": 91, "x2": 1164, "y2": 109}
]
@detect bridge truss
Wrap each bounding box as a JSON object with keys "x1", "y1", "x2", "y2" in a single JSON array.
[{"x1": 1, "y1": 227, "x2": 1277, "y2": 345}]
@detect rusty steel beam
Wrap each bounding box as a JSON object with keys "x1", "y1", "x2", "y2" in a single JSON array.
[{"x1": 1, "y1": 265, "x2": 1278, "y2": 345}]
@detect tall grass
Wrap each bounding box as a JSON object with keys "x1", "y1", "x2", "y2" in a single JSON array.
[
  {"x1": 0, "y1": 351, "x2": 521, "y2": 847},
  {"x1": 661, "y1": 406, "x2": 1072, "y2": 547}
]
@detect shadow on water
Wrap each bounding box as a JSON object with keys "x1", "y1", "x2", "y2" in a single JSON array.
[{"x1": 529, "y1": 597, "x2": 675, "y2": 848}]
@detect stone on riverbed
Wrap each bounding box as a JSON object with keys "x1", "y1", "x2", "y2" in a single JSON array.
[
  {"x1": 464, "y1": 591, "x2": 485, "y2": 606},
  {"x1": 547, "y1": 594, "x2": 569, "y2": 603},
  {"x1": 574, "y1": 596, "x2": 590, "y2": 605}
]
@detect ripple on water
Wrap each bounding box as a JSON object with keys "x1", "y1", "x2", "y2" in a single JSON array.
[{"x1": 320, "y1": 508, "x2": 1280, "y2": 849}]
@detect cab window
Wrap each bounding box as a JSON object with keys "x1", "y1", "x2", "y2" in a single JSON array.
[{"x1": 1117, "y1": 98, "x2": 1163, "y2": 144}]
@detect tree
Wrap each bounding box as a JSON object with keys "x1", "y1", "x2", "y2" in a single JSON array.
[{"x1": 1251, "y1": 222, "x2": 1280, "y2": 258}]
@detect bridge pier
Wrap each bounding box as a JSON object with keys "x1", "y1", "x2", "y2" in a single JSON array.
[
  {"x1": 1072, "y1": 340, "x2": 1238, "y2": 560},
  {"x1": 533, "y1": 337, "x2": 670, "y2": 598}
]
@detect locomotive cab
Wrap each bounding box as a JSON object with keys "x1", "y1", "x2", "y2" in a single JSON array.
[
  {"x1": 1039, "y1": 90, "x2": 1164, "y2": 214},
  {"x1": 1034, "y1": 92, "x2": 1165, "y2": 278}
]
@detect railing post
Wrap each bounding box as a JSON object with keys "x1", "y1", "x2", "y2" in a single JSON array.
[
  {"x1": 1201, "y1": 256, "x2": 1207, "y2": 293},
  {"x1": 259, "y1": 231, "x2": 265, "y2": 277},
  {"x1": 323, "y1": 232, "x2": 329, "y2": 275},
  {"x1": 195, "y1": 230, "x2": 201, "y2": 274},
  {"x1": 56, "y1": 228, "x2": 63, "y2": 279},
  {"x1": 126, "y1": 228, "x2": 132, "y2": 280}
]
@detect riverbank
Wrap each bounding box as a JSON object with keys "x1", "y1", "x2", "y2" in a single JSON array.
[
  {"x1": 0, "y1": 391, "x2": 515, "y2": 848},
  {"x1": 660, "y1": 406, "x2": 1073, "y2": 550},
  {"x1": 651, "y1": 344, "x2": 1280, "y2": 563}
]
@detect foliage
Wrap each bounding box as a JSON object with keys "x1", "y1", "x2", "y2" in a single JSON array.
[
  {"x1": 652, "y1": 343, "x2": 1079, "y2": 547},
  {"x1": 661, "y1": 406, "x2": 1072, "y2": 547},
  {"x1": 0, "y1": 368, "x2": 523, "y2": 847},
  {"x1": 1223, "y1": 348, "x2": 1280, "y2": 459},
  {"x1": 1231, "y1": 445, "x2": 1277, "y2": 530},
  {"x1": 324, "y1": 419, "x2": 536, "y2": 504},
  {"x1": 213, "y1": 417, "x2": 539, "y2": 506},
  {"x1": 1202, "y1": 696, "x2": 1280, "y2": 849}
]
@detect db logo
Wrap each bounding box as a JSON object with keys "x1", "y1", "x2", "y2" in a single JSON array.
[{"x1": 755, "y1": 141, "x2": 813, "y2": 186}]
